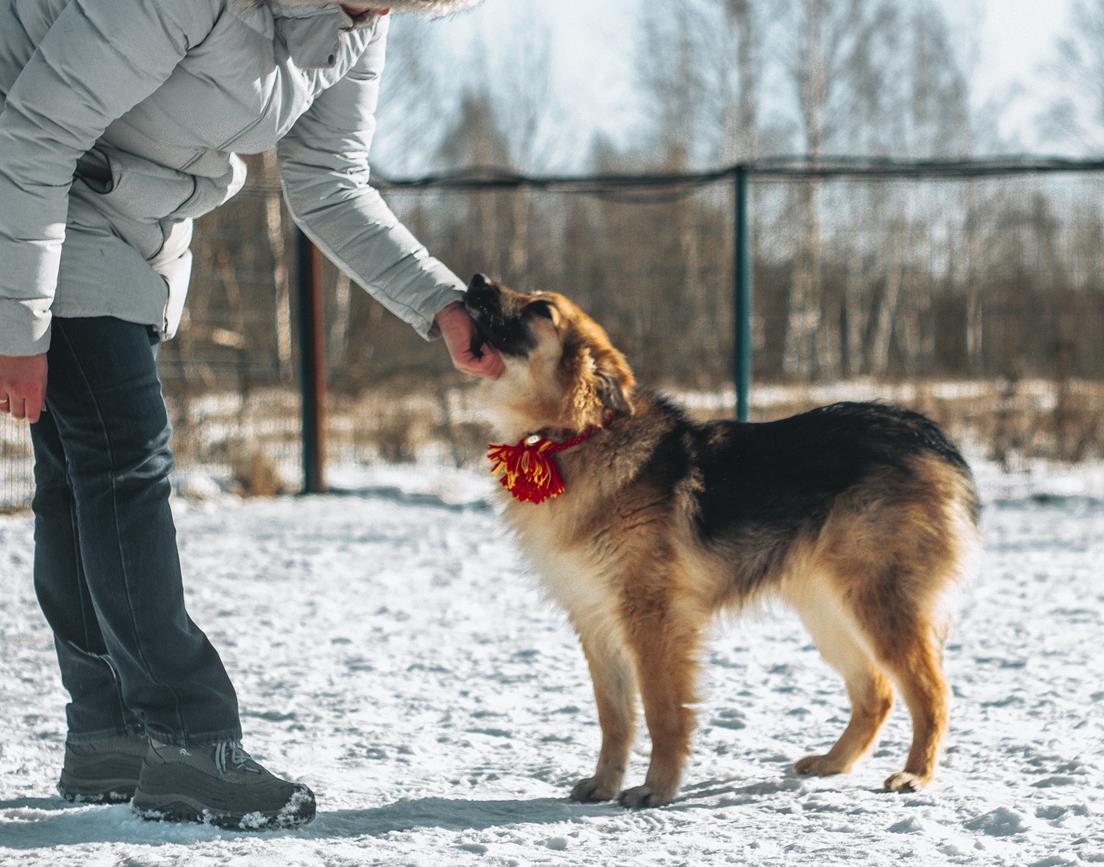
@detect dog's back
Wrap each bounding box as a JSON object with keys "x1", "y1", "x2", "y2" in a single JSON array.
[{"x1": 678, "y1": 399, "x2": 979, "y2": 594}]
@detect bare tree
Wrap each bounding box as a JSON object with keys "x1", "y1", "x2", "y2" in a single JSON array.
[
  {"x1": 372, "y1": 16, "x2": 452, "y2": 175},
  {"x1": 261, "y1": 150, "x2": 293, "y2": 380},
  {"x1": 637, "y1": 6, "x2": 707, "y2": 170},
  {"x1": 1040, "y1": 0, "x2": 1104, "y2": 149},
  {"x1": 730, "y1": 0, "x2": 761, "y2": 162},
  {"x1": 775, "y1": 0, "x2": 974, "y2": 379}
]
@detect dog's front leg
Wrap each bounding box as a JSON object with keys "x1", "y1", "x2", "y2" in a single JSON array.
[
  {"x1": 570, "y1": 631, "x2": 637, "y2": 802},
  {"x1": 620, "y1": 608, "x2": 702, "y2": 808}
]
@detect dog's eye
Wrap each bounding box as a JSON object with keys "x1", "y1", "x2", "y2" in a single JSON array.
[{"x1": 526, "y1": 301, "x2": 555, "y2": 320}]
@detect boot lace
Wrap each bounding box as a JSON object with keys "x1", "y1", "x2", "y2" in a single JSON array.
[{"x1": 215, "y1": 740, "x2": 263, "y2": 775}]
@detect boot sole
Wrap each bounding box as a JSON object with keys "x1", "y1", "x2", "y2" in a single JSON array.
[
  {"x1": 132, "y1": 788, "x2": 316, "y2": 830},
  {"x1": 58, "y1": 776, "x2": 138, "y2": 804}
]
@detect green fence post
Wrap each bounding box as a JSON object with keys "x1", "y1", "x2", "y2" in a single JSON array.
[
  {"x1": 296, "y1": 229, "x2": 327, "y2": 494},
  {"x1": 734, "y1": 165, "x2": 752, "y2": 422}
]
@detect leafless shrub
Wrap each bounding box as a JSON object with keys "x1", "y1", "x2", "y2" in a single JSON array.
[{"x1": 227, "y1": 439, "x2": 287, "y2": 498}]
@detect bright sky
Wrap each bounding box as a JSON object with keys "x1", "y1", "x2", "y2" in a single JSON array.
[
  {"x1": 413, "y1": 0, "x2": 1080, "y2": 166},
  {"x1": 420, "y1": 0, "x2": 639, "y2": 166},
  {"x1": 943, "y1": 0, "x2": 1075, "y2": 151}
]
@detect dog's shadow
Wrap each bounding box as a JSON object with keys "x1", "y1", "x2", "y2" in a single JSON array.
[
  {"x1": 673, "y1": 774, "x2": 805, "y2": 806},
  {"x1": 314, "y1": 795, "x2": 614, "y2": 838},
  {"x1": 0, "y1": 795, "x2": 618, "y2": 849}
]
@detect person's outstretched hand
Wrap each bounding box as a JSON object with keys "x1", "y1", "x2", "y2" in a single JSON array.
[
  {"x1": 0, "y1": 353, "x2": 48, "y2": 423},
  {"x1": 436, "y1": 301, "x2": 504, "y2": 379}
]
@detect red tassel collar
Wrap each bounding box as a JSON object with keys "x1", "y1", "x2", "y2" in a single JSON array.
[{"x1": 487, "y1": 428, "x2": 597, "y2": 504}]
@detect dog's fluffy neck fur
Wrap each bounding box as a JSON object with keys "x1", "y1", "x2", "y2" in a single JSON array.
[
  {"x1": 490, "y1": 395, "x2": 636, "y2": 449},
  {"x1": 534, "y1": 407, "x2": 627, "y2": 443},
  {"x1": 546, "y1": 391, "x2": 668, "y2": 471}
]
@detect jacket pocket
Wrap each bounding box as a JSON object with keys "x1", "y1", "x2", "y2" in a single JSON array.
[
  {"x1": 74, "y1": 147, "x2": 246, "y2": 259},
  {"x1": 75, "y1": 147, "x2": 195, "y2": 223}
]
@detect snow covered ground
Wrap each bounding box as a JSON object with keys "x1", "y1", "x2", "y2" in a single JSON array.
[{"x1": 0, "y1": 460, "x2": 1101, "y2": 866}]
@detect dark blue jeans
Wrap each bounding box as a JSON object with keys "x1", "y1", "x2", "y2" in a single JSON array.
[{"x1": 30, "y1": 316, "x2": 240, "y2": 746}]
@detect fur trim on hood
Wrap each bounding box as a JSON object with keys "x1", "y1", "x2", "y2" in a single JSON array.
[
  {"x1": 375, "y1": 0, "x2": 482, "y2": 12},
  {"x1": 274, "y1": 0, "x2": 482, "y2": 15}
]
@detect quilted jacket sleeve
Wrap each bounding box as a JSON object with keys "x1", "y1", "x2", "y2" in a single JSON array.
[
  {"x1": 0, "y1": 0, "x2": 221, "y2": 355},
  {"x1": 276, "y1": 15, "x2": 466, "y2": 340}
]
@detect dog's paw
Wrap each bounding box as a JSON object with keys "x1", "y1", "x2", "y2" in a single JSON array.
[
  {"x1": 883, "y1": 771, "x2": 931, "y2": 793},
  {"x1": 570, "y1": 776, "x2": 619, "y2": 803},
  {"x1": 618, "y1": 784, "x2": 674, "y2": 808},
  {"x1": 794, "y1": 753, "x2": 850, "y2": 776}
]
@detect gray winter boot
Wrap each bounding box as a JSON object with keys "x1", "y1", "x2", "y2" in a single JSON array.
[
  {"x1": 58, "y1": 734, "x2": 148, "y2": 803},
  {"x1": 132, "y1": 740, "x2": 316, "y2": 830}
]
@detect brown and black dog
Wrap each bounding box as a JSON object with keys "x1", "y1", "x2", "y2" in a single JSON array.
[{"x1": 465, "y1": 274, "x2": 980, "y2": 807}]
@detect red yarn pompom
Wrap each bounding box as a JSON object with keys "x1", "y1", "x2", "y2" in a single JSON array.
[{"x1": 487, "y1": 430, "x2": 596, "y2": 504}]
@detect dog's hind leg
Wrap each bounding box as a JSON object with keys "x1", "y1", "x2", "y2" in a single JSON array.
[
  {"x1": 793, "y1": 596, "x2": 895, "y2": 777},
  {"x1": 820, "y1": 457, "x2": 972, "y2": 792},
  {"x1": 876, "y1": 624, "x2": 949, "y2": 793},
  {"x1": 570, "y1": 629, "x2": 638, "y2": 803},
  {"x1": 618, "y1": 604, "x2": 704, "y2": 808},
  {"x1": 837, "y1": 567, "x2": 951, "y2": 793}
]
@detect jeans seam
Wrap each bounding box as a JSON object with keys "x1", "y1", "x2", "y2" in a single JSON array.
[
  {"x1": 69, "y1": 495, "x2": 97, "y2": 657},
  {"x1": 54, "y1": 322, "x2": 190, "y2": 741},
  {"x1": 100, "y1": 651, "x2": 139, "y2": 737},
  {"x1": 69, "y1": 482, "x2": 132, "y2": 730},
  {"x1": 145, "y1": 727, "x2": 244, "y2": 748}
]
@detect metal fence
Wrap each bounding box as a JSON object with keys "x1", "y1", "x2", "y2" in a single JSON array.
[{"x1": 3, "y1": 156, "x2": 1104, "y2": 509}]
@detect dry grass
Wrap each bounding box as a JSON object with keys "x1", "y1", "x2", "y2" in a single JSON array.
[
  {"x1": 709, "y1": 377, "x2": 1104, "y2": 469},
  {"x1": 227, "y1": 439, "x2": 287, "y2": 498},
  {"x1": 2, "y1": 377, "x2": 1099, "y2": 508}
]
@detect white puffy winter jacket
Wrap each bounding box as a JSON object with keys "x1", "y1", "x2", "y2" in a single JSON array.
[{"x1": 0, "y1": 0, "x2": 475, "y2": 356}]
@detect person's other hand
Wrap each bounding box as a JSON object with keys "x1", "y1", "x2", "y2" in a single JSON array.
[
  {"x1": 436, "y1": 301, "x2": 504, "y2": 379},
  {"x1": 0, "y1": 353, "x2": 48, "y2": 423}
]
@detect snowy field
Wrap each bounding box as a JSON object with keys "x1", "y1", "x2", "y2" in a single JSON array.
[{"x1": 1, "y1": 460, "x2": 1102, "y2": 866}]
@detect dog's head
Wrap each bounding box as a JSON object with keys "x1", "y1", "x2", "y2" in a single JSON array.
[{"x1": 465, "y1": 274, "x2": 635, "y2": 438}]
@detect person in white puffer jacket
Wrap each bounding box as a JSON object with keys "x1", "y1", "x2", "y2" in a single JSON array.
[{"x1": 0, "y1": 0, "x2": 500, "y2": 829}]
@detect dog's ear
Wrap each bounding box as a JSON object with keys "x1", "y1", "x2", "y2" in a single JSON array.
[
  {"x1": 561, "y1": 338, "x2": 635, "y2": 430},
  {"x1": 526, "y1": 298, "x2": 561, "y2": 328},
  {"x1": 594, "y1": 363, "x2": 632, "y2": 419}
]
